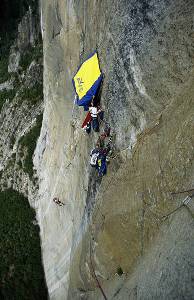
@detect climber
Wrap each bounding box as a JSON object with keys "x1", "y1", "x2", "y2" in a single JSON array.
[
  {"x1": 104, "y1": 122, "x2": 111, "y2": 137},
  {"x1": 90, "y1": 146, "x2": 100, "y2": 167},
  {"x1": 96, "y1": 123, "x2": 111, "y2": 146},
  {"x1": 105, "y1": 136, "x2": 113, "y2": 153},
  {"x1": 89, "y1": 98, "x2": 102, "y2": 132},
  {"x1": 97, "y1": 125, "x2": 112, "y2": 150},
  {"x1": 97, "y1": 150, "x2": 107, "y2": 176},
  {"x1": 53, "y1": 197, "x2": 65, "y2": 206},
  {"x1": 104, "y1": 142, "x2": 112, "y2": 163},
  {"x1": 83, "y1": 121, "x2": 91, "y2": 134},
  {"x1": 96, "y1": 133, "x2": 106, "y2": 148},
  {"x1": 97, "y1": 104, "x2": 104, "y2": 122}
]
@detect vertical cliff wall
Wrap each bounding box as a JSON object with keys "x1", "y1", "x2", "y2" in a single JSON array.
[{"x1": 37, "y1": 0, "x2": 194, "y2": 299}]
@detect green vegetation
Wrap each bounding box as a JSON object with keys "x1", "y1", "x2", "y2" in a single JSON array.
[
  {"x1": 19, "y1": 114, "x2": 42, "y2": 178},
  {"x1": 0, "y1": 56, "x2": 10, "y2": 83},
  {"x1": 0, "y1": 74, "x2": 43, "y2": 114},
  {"x1": 20, "y1": 43, "x2": 43, "y2": 70},
  {"x1": 10, "y1": 134, "x2": 16, "y2": 147},
  {"x1": 0, "y1": 89, "x2": 16, "y2": 111},
  {"x1": 116, "y1": 267, "x2": 123, "y2": 276},
  {"x1": 0, "y1": 0, "x2": 42, "y2": 83},
  {"x1": 0, "y1": 0, "x2": 37, "y2": 35},
  {"x1": 0, "y1": 0, "x2": 43, "y2": 113},
  {"x1": 0, "y1": 189, "x2": 48, "y2": 299},
  {"x1": 20, "y1": 83, "x2": 43, "y2": 105},
  {"x1": 6, "y1": 157, "x2": 15, "y2": 170}
]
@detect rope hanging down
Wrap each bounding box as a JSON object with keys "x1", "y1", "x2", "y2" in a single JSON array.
[{"x1": 89, "y1": 238, "x2": 108, "y2": 300}]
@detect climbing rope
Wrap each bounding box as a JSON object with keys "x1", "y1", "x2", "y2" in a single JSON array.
[
  {"x1": 89, "y1": 232, "x2": 108, "y2": 300},
  {"x1": 162, "y1": 194, "x2": 194, "y2": 221},
  {"x1": 170, "y1": 188, "x2": 194, "y2": 195}
]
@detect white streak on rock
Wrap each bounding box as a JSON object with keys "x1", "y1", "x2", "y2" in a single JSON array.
[{"x1": 130, "y1": 48, "x2": 157, "y2": 109}]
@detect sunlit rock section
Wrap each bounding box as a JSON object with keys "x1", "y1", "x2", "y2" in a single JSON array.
[
  {"x1": 34, "y1": 1, "x2": 89, "y2": 298},
  {"x1": 37, "y1": 0, "x2": 194, "y2": 299}
]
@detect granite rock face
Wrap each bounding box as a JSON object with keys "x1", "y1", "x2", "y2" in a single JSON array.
[{"x1": 37, "y1": 0, "x2": 194, "y2": 299}]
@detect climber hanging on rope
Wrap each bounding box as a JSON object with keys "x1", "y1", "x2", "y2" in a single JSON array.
[
  {"x1": 88, "y1": 97, "x2": 103, "y2": 132},
  {"x1": 53, "y1": 197, "x2": 65, "y2": 206},
  {"x1": 89, "y1": 121, "x2": 113, "y2": 176},
  {"x1": 83, "y1": 121, "x2": 91, "y2": 134},
  {"x1": 97, "y1": 148, "x2": 107, "y2": 176},
  {"x1": 104, "y1": 122, "x2": 111, "y2": 137},
  {"x1": 90, "y1": 145, "x2": 100, "y2": 167}
]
